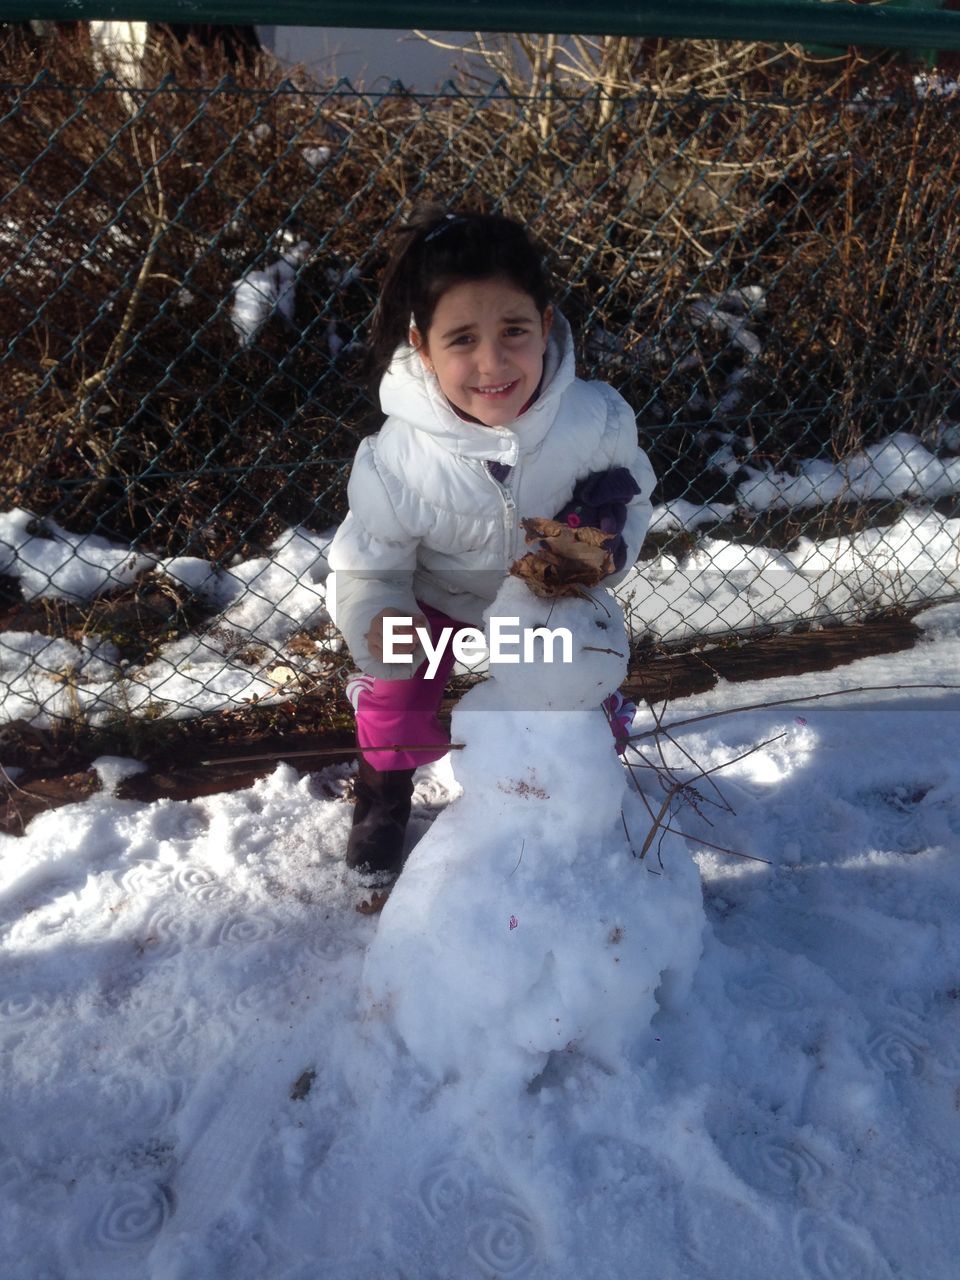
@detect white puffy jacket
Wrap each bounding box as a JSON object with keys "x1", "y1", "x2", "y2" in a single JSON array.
[{"x1": 327, "y1": 314, "x2": 655, "y2": 678}]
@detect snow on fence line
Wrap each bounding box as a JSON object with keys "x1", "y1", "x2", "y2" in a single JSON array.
[{"x1": 2, "y1": 481, "x2": 959, "y2": 728}]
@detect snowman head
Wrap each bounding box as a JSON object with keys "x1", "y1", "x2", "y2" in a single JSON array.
[{"x1": 482, "y1": 577, "x2": 629, "y2": 712}]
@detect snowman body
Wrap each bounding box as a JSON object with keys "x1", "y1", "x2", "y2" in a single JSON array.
[{"x1": 362, "y1": 578, "x2": 704, "y2": 1082}]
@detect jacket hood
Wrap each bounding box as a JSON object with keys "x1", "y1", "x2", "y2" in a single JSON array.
[{"x1": 377, "y1": 311, "x2": 577, "y2": 466}]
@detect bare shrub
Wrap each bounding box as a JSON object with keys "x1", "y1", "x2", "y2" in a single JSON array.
[{"x1": 2, "y1": 28, "x2": 958, "y2": 574}]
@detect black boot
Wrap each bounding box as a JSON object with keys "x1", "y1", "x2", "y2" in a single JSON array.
[{"x1": 345, "y1": 758, "x2": 416, "y2": 876}]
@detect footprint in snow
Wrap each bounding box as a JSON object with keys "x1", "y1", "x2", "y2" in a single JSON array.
[
  {"x1": 228, "y1": 978, "x2": 292, "y2": 1025},
  {"x1": 863, "y1": 1024, "x2": 928, "y2": 1077},
  {"x1": 0, "y1": 987, "x2": 53, "y2": 1033},
  {"x1": 727, "y1": 969, "x2": 808, "y2": 1013},
  {"x1": 138, "y1": 1006, "x2": 193, "y2": 1048},
  {"x1": 173, "y1": 862, "x2": 233, "y2": 905},
  {"x1": 415, "y1": 1156, "x2": 541, "y2": 1278},
  {"x1": 864, "y1": 1011, "x2": 960, "y2": 1079},
  {"x1": 136, "y1": 907, "x2": 204, "y2": 960},
  {"x1": 214, "y1": 910, "x2": 282, "y2": 947},
  {"x1": 718, "y1": 1123, "x2": 831, "y2": 1205},
  {"x1": 110, "y1": 1074, "x2": 184, "y2": 1134},
  {"x1": 84, "y1": 1179, "x2": 173, "y2": 1252},
  {"x1": 793, "y1": 1209, "x2": 894, "y2": 1280},
  {"x1": 116, "y1": 859, "x2": 175, "y2": 899}
]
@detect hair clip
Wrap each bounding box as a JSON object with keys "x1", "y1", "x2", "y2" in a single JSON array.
[{"x1": 424, "y1": 213, "x2": 466, "y2": 243}]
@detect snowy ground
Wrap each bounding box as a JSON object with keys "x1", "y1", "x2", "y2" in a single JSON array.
[{"x1": 2, "y1": 602, "x2": 960, "y2": 1279}]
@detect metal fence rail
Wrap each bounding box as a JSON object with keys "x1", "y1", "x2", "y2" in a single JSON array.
[
  {"x1": 10, "y1": 0, "x2": 960, "y2": 50},
  {"x1": 3, "y1": 54, "x2": 960, "y2": 729}
]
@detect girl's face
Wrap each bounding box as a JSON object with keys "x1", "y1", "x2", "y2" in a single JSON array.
[{"x1": 412, "y1": 277, "x2": 553, "y2": 428}]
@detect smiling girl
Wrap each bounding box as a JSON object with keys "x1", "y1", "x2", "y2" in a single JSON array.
[{"x1": 327, "y1": 207, "x2": 655, "y2": 877}]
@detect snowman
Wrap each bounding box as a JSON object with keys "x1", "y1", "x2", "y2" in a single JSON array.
[{"x1": 362, "y1": 574, "x2": 705, "y2": 1085}]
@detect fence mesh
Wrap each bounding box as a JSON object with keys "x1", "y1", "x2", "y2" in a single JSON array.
[{"x1": 3, "y1": 44, "x2": 960, "y2": 732}]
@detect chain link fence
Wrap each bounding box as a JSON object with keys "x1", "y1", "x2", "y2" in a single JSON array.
[{"x1": 3, "y1": 38, "x2": 960, "y2": 732}]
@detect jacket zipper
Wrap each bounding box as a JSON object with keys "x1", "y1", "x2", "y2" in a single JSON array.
[
  {"x1": 482, "y1": 461, "x2": 517, "y2": 560},
  {"x1": 503, "y1": 487, "x2": 517, "y2": 559}
]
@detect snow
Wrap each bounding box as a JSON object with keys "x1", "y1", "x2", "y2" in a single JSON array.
[
  {"x1": 0, "y1": 630, "x2": 122, "y2": 724},
  {"x1": 0, "y1": 520, "x2": 337, "y2": 725},
  {"x1": 915, "y1": 72, "x2": 960, "y2": 100},
  {"x1": 0, "y1": 509, "x2": 153, "y2": 603},
  {"x1": 231, "y1": 241, "x2": 311, "y2": 347},
  {"x1": 302, "y1": 145, "x2": 332, "y2": 169},
  {"x1": 692, "y1": 427, "x2": 960, "y2": 518},
  {"x1": 3, "y1": 593, "x2": 960, "y2": 1277},
  {"x1": 650, "y1": 496, "x2": 737, "y2": 532},
  {"x1": 211, "y1": 525, "x2": 332, "y2": 644},
  {"x1": 623, "y1": 506, "x2": 960, "y2": 642},
  {"x1": 689, "y1": 294, "x2": 763, "y2": 357},
  {"x1": 89, "y1": 21, "x2": 149, "y2": 87}
]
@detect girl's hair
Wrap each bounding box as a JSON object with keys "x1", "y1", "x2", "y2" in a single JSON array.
[{"x1": 368, "y1": 205, "x2": 553, "y2": 390}]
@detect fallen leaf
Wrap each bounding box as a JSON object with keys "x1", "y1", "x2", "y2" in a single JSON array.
[
  {"x1": 356, "y1": 889, "x2": 391, "y2": 915},
  {"x1": 510, "y1": 518, "x2": 615, "y2": 598}
]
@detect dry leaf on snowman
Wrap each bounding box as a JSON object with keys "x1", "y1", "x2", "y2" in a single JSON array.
[{"x1": 510, "y1": 516, "x2": 616, "y2": 598}]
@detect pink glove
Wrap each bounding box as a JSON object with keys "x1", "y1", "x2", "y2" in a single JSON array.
[{"x1": 603, "y1": 691, "x2": 637, "y2": 755}]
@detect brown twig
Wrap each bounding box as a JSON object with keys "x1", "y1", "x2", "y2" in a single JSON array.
[
  {"x1": 661, "y1": 825, "x2": 772, "y2": 866},
  {"x1": 629, "y1": 683, "x2": 960, "y2": 742},
  {"x1": 200, "y1": 741, "x2": 466, "y2": 767},
  {"x1": 80, "y1": 134, "x2": 167, "y2": 398}
]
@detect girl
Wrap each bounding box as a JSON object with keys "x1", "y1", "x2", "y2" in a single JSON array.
[{"x1": 327, "y1": 207, "x2": 655, "y2": 877}]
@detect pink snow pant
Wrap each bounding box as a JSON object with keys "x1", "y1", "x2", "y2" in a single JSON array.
[{"x1": 348, "y1": 604, "x2": 474, "y2": 773}]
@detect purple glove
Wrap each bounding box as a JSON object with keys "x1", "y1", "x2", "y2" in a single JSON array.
[{"x1": 553, "y1": 468, "x2": 642, "y2": 572}]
